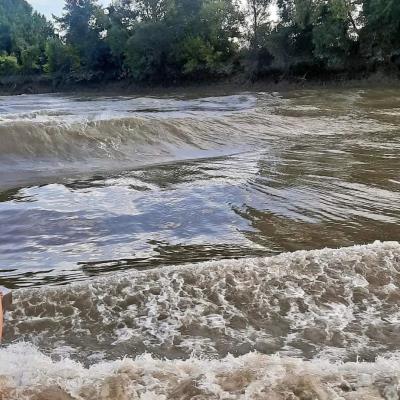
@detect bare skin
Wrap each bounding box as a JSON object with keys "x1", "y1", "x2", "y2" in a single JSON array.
[{"x1": 0, "y1": 292, "x2": 3, "y2": 341}]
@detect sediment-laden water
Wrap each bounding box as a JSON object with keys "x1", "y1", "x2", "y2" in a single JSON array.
[{"x1": 0, "y1": 88, "x2": 400, "y2": 399}]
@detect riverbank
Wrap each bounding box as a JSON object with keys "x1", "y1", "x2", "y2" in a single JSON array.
[{"x1": 1, "y1": 70, "x2": 400, "y2": 97}]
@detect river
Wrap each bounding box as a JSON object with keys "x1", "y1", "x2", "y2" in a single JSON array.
[{"x1": 0, "y1": 88, "x2": 399, "y2": 399}]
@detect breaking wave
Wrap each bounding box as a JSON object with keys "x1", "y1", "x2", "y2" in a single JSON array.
[
  {"x1": 3, "y1": 242, "x2": 400, "y2": 363},
  {"x1": 1, "y1": 343, "x2": 400, "y2": 400},
  {"x1": 0, "y1": 94, "x2": 262, "y2": 162},
  {"x1": 0, "y1": 93, "x2": 265, "y2": 189},
  {"x1": 0, "y1": 115, "x2": 263, "y2": 189},
  {"x1": 1, "y1": 91, "x2": 397, "y2": 190},
  {"x1": 0, "y1": 117, "x2": 252, "y2": 161},
  {"x1": 1, "y1": 242, "x2": 400, "y2": 398}
]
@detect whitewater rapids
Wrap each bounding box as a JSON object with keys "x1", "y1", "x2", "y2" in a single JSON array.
[
  {"x1": 1, "y1": 343, "x2": 400, "y2": 399},
  {"x1": 1, "y1": 242, "x2": 400, "y2": 399},
  {"x1": 2, "y1": 89, "x2": 400, "y2": 399}
]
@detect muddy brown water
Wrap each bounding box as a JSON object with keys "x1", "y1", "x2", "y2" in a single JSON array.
[{"x1": 0, "y1": 88, "x2": 399, "y2": 399}]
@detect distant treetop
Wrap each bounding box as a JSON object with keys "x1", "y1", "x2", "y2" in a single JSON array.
[{"x1": 0, "y1": 0, "x2": 400, "y2": 85}]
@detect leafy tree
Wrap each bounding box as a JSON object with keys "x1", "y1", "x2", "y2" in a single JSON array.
[
  {"x1": 45, "y1": 38, "x2": 80, "y2": 76},
  {"x1": 1, "y1": 0, "x2": 400, "y2": 86},
  {"x1": 55, "y1": 0, "x2": 113, "y2": 76},
  {"x1": 136, "y1": 0, "x2": 170, "y2": 21},
  {"x1": 125, "y1": 21, "x2": 174, "y2": 82},
  {"x1": 312, "y1": 0, "x2": 358, "y2": 68},
  {"x1": 177, "y1": 0, "x2": 243, "y2": 77},
  {"x1": 0, "y1": 54, "x2": 19, "y2": 76},
  {"x1": 0, "y1": 0, "x2": 53, "y2": 74},
  {"x1": 123, "y1": 0, "x2": 242, "y2": 81},
  {"x1": 270, "y1": 0, "x2": 315, "y2": 72},
  {"x1": 246, "y1": 0, "x2": 271, "y2": 49},
  {"x1": 361, "y1": 0, "x2": 400, "y2": 62},
  {"x1": 179, "y1": 36, "x2": 221, "y2": 75},
  {"x1": 104, "y1": 0, "x2": 138, "y2": 74}
]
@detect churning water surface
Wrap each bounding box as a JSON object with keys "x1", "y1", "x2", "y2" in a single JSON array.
[{"x1": 0, "y1": 88, "x2": 400, "y2": 399}]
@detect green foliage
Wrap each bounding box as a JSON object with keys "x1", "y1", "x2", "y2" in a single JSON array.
[
  {"x1": 105, "y1": 1, "x2": 137, "y2": 67},
  {"x1": 125, "y1": 21, "x2": 173, "y2": 82},
  {"x1": 123, "y1": 0, "x2": 242, "y2": 81},
  {"x1": 136, "y1": 0, "x2": 171, "y2": 21},
  {"x1": 44, "y1": 38, "x2": 80, "y2": 76},
  {"x1": 311, "y1": 0, "x2": 354, "y2": 67},
  {"x1": 55, "y1": 0, "x2": 110, "y2": 73},
  {"x1": 1, "y1": 0, "x2": 400, "y2": 86},
  {"x1": 0, "y1": 54, "x2": 19, "y2": 76},
  {"x1": 361, "y1": 0, "x2": 400, "y2": 61},
  {"x1": 177, "y1": 0, "x2": 243, "y2": 77},
  {"x1": 270, "y1": 0, "x2": 359, "y2": 74},
  {"x1": 0, "y1": 0, "x2": 53, "y2": 76},
  {"x1": 180, "y1": 36, "x2": 221, "y2": 75},
  {"x1": 246, "y1": 0, "x2": 272, "y2": 49}
]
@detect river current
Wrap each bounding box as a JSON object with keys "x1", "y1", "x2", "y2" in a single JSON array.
[{"x1": 0, "y1": 88, "x2": 399, "y2": 399}]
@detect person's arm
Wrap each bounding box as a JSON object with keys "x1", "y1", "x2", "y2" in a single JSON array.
[
  {"x1": 0, "y1": 287, "x2": 12, "y2": 342},
  {"x1": 0, "y1": 292, "x2": 3, "y2": 341}
]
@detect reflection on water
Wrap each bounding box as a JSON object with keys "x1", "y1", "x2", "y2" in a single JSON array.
[{"x1": 0, "y1": 88, "x2": 400, "y2": 287}]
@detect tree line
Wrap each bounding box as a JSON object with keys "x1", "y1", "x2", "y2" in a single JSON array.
[{"x1": 1, "y1": 0, "x2": 400, "y2": 86}]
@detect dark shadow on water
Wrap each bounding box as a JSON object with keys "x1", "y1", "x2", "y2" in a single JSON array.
[{"x1": 79, "y1": 242, "x2": 270, "y2": 276}]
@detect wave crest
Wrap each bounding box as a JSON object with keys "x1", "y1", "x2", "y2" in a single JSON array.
[
  {"x1": 6, "y1": 241, "x2": 400, "y2": 363},
  {"x1": 1, "y1": 343, "x2": 400, "y2": 400},
  {"x1": 0, "y1": 116, "x2": 243, "y2": 160}
]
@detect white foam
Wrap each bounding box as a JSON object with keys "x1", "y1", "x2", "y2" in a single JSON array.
[
  {"x1": 1, "y1": 343, "x2": 400, "y2": 399},
  {"x1": 5, "y1": 241, "x2": 400, "y2": 364}
]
